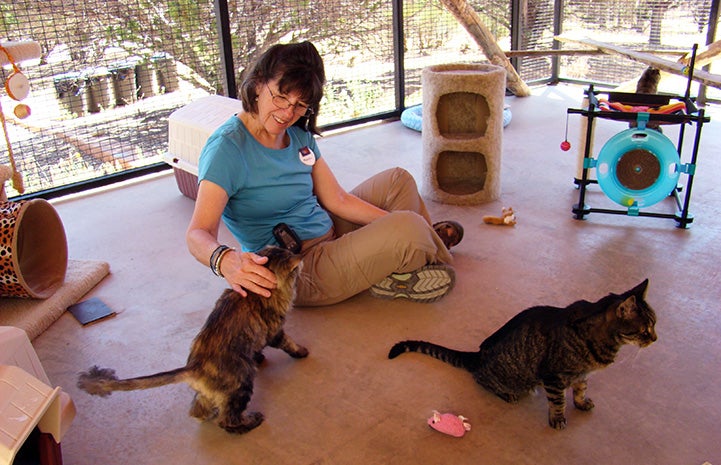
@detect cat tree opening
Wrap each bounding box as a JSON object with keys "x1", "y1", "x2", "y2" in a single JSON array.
[
  {"x1": 436, "y1": 91, "x2": 490, "y2": 138},
  {"x1": 436, "y1": 150, "x2": 488, "y2": 195}
]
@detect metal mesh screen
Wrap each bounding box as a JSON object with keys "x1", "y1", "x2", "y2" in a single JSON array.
[
  {"x1": 0, "y1": 1, "x2": 398, "y2": 198},
  {"x1": 222, "y1": 1, "x2": 397, "y2": 124},
  {"x1": 401, "y1": 0, "x2": 497, "y2": 106},
  {"x1": 0, "y1": 0, "x2": 221, "y2": 198},
  {"x1": 560, "y1": 0, "x2": 715, "y2": 89},
  {"x1": 515, "y1": 0, "x2": 556, "y2": 82},
  {"x1": 0, "y1": 0, "x2": 718, "y2": 198}
]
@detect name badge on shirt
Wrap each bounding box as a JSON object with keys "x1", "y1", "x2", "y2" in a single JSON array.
[{"x1": 299, "y1": 146, "x2": 316, "y2": 166}]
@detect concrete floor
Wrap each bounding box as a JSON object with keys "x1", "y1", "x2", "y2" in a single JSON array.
[{"x1": 28, "y1": 83, "x2": 721, "y2": 465}]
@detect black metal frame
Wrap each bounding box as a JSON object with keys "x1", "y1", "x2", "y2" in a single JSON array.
[{"x1": 214, "y1": 0, "x2": 237, "y2": 99}]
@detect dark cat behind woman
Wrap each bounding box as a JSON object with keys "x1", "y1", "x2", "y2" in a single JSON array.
[
  {"x1": 77, "y1": 246, "x2": 308, "y2": 434},
  {"x1": 389, "y1": 279, "x2": 657, "y2": 429},
  {"x1": 631, "y1": 66, "x2": 662, "y2": 131},
  {"x1": 636, "y1": 66, "x2": 661, "y2": 95}
]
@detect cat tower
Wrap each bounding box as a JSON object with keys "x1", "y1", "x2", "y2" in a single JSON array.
[{"x1": 421, "y1": 63, "x2": 506, "y2": 205}]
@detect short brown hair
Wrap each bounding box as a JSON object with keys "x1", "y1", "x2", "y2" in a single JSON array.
[{"x1": 239, "y1": 41, "x2": 326, "y2": 135}]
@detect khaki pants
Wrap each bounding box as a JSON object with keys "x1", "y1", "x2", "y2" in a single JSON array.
[{"x1": 295, "y1": 167, "x2": 453, "y2": 306}]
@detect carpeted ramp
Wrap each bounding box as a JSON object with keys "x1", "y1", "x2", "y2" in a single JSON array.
[{"x1": 0, "y1": 259, "x2": 110, "y2": 339}]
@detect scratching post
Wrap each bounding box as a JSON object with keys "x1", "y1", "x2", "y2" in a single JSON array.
[
  {"x1": 575, "y1": 96, "x2": 596, "y2": 183},
  {"x1": 421, "y1": 63, "x2": 505, "y2": 205}
]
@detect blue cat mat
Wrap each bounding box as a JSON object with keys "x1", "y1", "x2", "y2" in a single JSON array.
[
  {"x1": 595, "y1": 127, "x2": 680, "y2": 208},
  {"x1": 400, "y1": 104, "x2": 512, "y2": 132}
]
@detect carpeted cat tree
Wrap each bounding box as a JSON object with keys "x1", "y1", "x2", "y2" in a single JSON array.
[{"x1": 421, "y1": 63, "x2": 505, "y2": 205}]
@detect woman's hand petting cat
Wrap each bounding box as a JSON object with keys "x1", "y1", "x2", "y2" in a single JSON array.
[{"x1": 220, "y1": 250, "x2": 278, "y2": 298}]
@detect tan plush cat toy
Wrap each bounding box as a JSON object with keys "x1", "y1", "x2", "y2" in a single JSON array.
[{"x1": 483, "y1": 207, "x2": 516, "y2": 226}]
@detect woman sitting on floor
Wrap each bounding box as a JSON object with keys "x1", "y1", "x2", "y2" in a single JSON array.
[{"x1": 186, "y1": 41, "x2": 463, "y2": 306}]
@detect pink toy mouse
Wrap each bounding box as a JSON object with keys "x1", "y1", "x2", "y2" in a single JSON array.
[{"x1": 427, "y1": 410, "x2": 471, "y2": 437}]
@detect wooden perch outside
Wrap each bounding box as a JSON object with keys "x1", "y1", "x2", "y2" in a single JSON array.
[
  {"x1": 555, "y1": 36, "x2": 721, "y2": 90},
  {"x1": 439, "y1": 0, "x2": 532, "y2": 97},
  {"x1": 678, "y1": 38, "x2": 721, "y2": 67},
  {"x1": 503, "y1": 49, "x2": 686, "y2": 58},
  {"x1": 548, "y1": 36, "x2": 721, "y2": 68}
]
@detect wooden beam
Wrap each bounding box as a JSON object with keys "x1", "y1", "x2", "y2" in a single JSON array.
[
  {"x1": 555, "y1": 36, "x2": 721, "y2": 90},
  {"x1": 439, "y1": 0, "x2": 531, "y2": 97},
  {"x1": 0, "y1": 40, "x2": 41, "y2": 66},
  {"x1": 503, "y1": 49, "x2": 686, "y2": 58},
  {"x1": 678, "y1": 38, "x2": 721, "y2": 67}
]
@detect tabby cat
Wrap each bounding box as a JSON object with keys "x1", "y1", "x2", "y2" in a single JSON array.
[
  {"x1": 636, "y1": 66, "x2": 661, "y2": 95},
  {"x1": 389, "y1": 279, "x2": 657, "y2": 429},
  {"x1": 631, "y1": 66, "x2": 662, "y2": 131},
  {"x1": 77, "y1": 246, "x2": 308, "y2": 434}
]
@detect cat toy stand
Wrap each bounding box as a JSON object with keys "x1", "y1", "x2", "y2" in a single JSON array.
[{"x1": 567, "y1": 47, "x2": 710, "y2": 228}]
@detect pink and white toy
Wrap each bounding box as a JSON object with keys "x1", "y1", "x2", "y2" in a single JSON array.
[{"x1": 427, "y1": 410, "x2": 471, "y2": 437}]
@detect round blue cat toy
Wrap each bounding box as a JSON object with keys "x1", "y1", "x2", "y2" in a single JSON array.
[{"x1": 595, "y1": 127, "x2": 680, "y2": 208}]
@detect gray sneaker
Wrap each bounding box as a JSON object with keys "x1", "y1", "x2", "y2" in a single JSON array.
[{"x1": 369, "y1": 264, "x2": 455, "y2": 303}]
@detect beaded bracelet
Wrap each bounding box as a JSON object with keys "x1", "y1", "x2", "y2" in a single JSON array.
[{"x1": 209, "y1": 245, "x2": 234, "y2": 278}]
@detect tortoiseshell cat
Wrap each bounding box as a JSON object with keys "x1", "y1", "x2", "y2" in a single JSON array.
[
  {"x1": 389, "y1": 279, "x2": 657, "y2": 429},
  {"x1": 77, "y1": 246, "x2": 308, "y2": 434}
]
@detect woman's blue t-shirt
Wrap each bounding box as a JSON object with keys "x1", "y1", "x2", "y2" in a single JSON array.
[{"x1": 198, "y1": 115, "x2": 332, "y2": 252}]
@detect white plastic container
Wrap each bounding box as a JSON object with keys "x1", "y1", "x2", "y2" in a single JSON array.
[{"x1": 164, "y1": 95, "x2": 244, "y2": 199}]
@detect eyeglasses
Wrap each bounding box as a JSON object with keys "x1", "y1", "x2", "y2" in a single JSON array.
[{"x1": 266, "y1": 84, "x2": 313, "y2": 117}]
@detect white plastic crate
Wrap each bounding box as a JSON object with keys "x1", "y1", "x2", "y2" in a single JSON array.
[
  {"x1": 164, "y1": 94, "x2": 244, "y2": 198},
  {"x1": 0, "y1": 365, "x2": 62, "y2": 465}
]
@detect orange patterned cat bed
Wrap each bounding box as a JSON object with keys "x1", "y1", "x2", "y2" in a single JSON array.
[{"x1": 0, "y1": 199, "x2": 67, "y2": 299}]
